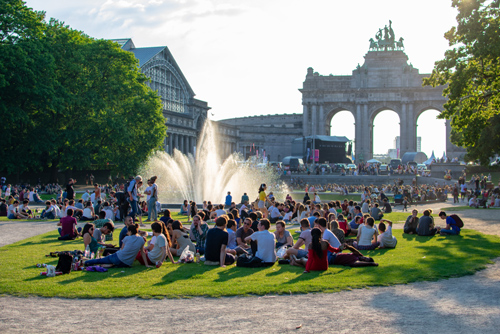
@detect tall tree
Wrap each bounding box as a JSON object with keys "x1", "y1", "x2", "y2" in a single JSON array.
[
  {"x1": 423, "y1": 0, "x2": 500, "y2": 164},
  {"x1": 0, "y1": 2, "x2": 165, "y2": 178}
]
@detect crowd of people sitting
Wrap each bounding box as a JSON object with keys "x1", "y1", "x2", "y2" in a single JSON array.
[{"x1": 37, "y1": 177, "x2": 467, "y2": 273}]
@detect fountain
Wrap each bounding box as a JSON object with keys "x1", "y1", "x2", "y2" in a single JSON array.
[{"x1": 138, "y1": 121, "x2": 288, "y2": 205}]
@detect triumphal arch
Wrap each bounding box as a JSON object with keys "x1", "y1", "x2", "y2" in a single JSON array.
[{"x1": 300, "y1": 21, "x2": 464, "y2": 162}]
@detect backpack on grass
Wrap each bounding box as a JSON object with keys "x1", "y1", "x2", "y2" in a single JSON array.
[
  {"x1": 56, "y1": 252, "x2": 73, "y2": 274},
  {"x1": 450, "y1": 214, "x2": 464, "y2": 228}
]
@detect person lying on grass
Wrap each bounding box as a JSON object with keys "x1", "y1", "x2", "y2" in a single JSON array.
[
  {"x1": 329, "y1": 244, "x2": 379, "y2": 267},
  {"x1": 377, "y1": 220, "x2": 397, "y2": 248},
  {"x1": 136, "y1": 221, "x2": 176, "y2": 267},
  {"x1": 84, "y1": 223, "x2": 149, "y2": 268},
  {"x1": 303, "y1": 228, "x2": 340, "y2": 273}
]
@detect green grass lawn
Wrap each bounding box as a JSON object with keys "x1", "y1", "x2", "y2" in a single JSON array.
[{"x1": 1, "y1": 228, "x2": 499, "y2": 299}]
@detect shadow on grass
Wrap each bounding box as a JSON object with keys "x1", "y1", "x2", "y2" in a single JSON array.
[{"x1": 153, "y1": 264, "x2": 217, "y2": 286}]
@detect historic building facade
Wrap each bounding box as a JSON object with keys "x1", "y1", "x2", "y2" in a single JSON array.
[{"x1": 112, "y1": 38, "x2": 210, "y2": 156}]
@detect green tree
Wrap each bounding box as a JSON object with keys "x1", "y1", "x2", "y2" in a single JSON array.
[
  {"x1": 0, "y1": 2, "x2": 165, "y2": 178},
  {"x1": 423, "y1": 0, "x2": 500, "y2": 164}
]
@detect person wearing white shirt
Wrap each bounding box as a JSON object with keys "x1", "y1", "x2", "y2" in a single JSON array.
[
  {"x1": 377, "y1": 219, "x2": 397, "y2": 248},
  {"x1": 215, "y1": 204, "x2": 226, "y2": 217},
  {"x1": 82, "y1": 191, "x2": 90, "y2": 202},
  {"x1": 245, "y1": 219, "x2": 276, "y2": 264}
]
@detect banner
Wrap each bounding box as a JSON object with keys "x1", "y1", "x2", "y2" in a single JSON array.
[{"x1": 314, "y1": 149, "x2": 319, "y2": 162}]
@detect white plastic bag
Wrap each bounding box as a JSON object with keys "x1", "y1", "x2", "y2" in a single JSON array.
[
  {"x1": 276, "y1": 245, "x2": 288, "y2": 259},
  {"x1": 179, "y1": 245, "x2": 194, "y2": 263}
]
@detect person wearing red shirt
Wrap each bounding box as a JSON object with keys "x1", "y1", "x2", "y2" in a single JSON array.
[
  {"x1": 304, "y1": 228, "x2": 340, "y2": 273},
  {"x1": 57, "y1": 208, "x2": 80, "y2": 240}
]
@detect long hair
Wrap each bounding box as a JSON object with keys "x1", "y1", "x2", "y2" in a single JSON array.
[
  {"x1": 258, "y1": 183, "x2": 266, "y2": 194},
  {"x1": 152, "y1": 221, "x2": 172, "y2": 248},
  {"x1": 82, "y1": 223, "x2": 94, "y2": 237},
  {"x1": 128, "y1": 223, "x2": 139, "y2": 235},
  {"x1": 311, "y1": 228, "x2": 323, "y2": 259}
]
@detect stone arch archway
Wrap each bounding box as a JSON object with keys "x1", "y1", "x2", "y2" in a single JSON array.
[
  {"x1": 326, "y1": 107, "x2": 356, "y2": 136},
  {"x1": 299, "y1": 50, "x2": 463, "y2": 161},
  {"x1": 369, "y1": 107, "x2": 401, "y2": 158}
]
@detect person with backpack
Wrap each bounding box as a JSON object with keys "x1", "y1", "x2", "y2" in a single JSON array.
[{"x1": 438, "y1": 211, "x2": 462, "y2": 235}]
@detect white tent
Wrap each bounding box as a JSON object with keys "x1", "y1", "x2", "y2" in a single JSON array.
[
  {"x1": 423, "y1": 150, "x2": 436, "y2": 165},
  {"x1": 367, "y1": 159, "x2": 381, "y2": 164}
]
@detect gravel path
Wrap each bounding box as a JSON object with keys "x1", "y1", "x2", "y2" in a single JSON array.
[{"x1": 1, "y1": 200, "x2": 499, "y2": 333}]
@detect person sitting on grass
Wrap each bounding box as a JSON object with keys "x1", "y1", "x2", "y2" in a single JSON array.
[
  {"x1": 82, "y1": 223, "x2": 100, "y2": 255},
  {"x1": 190, "y1": 214, "x2": 209, "y2": 255},
  {"x1": 7, "y1": 200, "x2": 29, "y2": 220},
  {"x1": 377, "y1": 219, "x2": 397, "y2": 248},
  {"x1": 417, "y1": 209, "x2": 438, "y2": 236},
  {"x1": 84, "y1": 223, "x2": 150, "y2": 268},
  {"x1": 170, "y1": 220, "x2": 196, "y2": 256},
  {"x1": 0, "y1": 199, "x2": 8, "y2": 217},
  {"x1": 353, "y1": 216, "x2": 379, "y2": 250},
  {"x1": 93, "y1": 221, "x2": 116, "y2": 255},
  {"x1": 330, "y1": 220, "x2": 345, "y2": 249},
  {"x1": 65, "y1": 199, "x2": 83, "y2": 219},
  {"x1": 438, "y1": 211, "x2": 461, "y2": 235},
  {"x1": 180, "y1": 200, "x2": 189, "y2": 215},
  {"x1": 274, "y1": 220, "x2": 293, "y2": 249},
  {"x1": 119, "y1": 216, "x2": 134, "y2": 248},
  {"x1": 20, "y1": 200, "x2": 33, "y2": 218},
  {"x1": 337, "y1": 214, "x2": 354, "y2": 237},
  {"x1": 205, "y1": 215, "x2": 235, "y2": 267},
  {"x1": 404, "y1": 209, "x2": 419, "y2": 235},
  {"x1": 303, "y1": 228, "x2": 340, "y2": 273},
  {"x1": 136, "y1": 221, "x2": 176, "y2": 267},
  {"x1": 235, "y1": 217, "x2": 254, "y2": 254},
  {"x1": 80, "y1": 201, "x2": 96, "y2": 221},
  {"x1": 329, "y1": 244, "x2": 379, "y2": 267},
  {"x1": 57, "y1": 208, "x2": 81, "y2": 240},
  {"x1": 382, "y1": 198, "x2": 392, "y2": 214},
  {"x1": 160, "y1": 209, "x2": 172, "y2": 226},
  {"x1": 241, "y1": 218, "x2": 276, "y2": 267},
  {"x1": 286, "y1": 218, "x2": 312, "y2": 264},
  {"x1": 370, "y1": 203, "x2": 384, "y2": 221}
]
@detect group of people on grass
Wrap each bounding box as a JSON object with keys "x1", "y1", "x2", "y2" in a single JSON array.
[{"x1": 50, "y1": 180, "x2": 460, "y2": 274}]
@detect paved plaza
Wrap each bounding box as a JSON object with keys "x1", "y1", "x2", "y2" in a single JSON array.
[{"x1": 1, "y1": 201, "x2": 499, "y2": 333}]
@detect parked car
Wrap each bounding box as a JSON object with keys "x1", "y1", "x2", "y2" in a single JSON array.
[
  {"x1": 282, "y1": 156, "x2": 305, "y2": 172},
  {"x1": 347, "y1": 164, "x2": 357, "y2": 170},
  {"x1": 379, "y1": 164, "x2": 388, "y2": 174},
  {"x1": 390, "y1": 159, "x2": 402, "y2": 169}
]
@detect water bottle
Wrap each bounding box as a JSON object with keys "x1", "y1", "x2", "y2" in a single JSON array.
[
  {"x1": 85, "y1": 245, "x2": 90, "y2": 258},
  {"x1": 196, "y1": 250, "x2": 200, "y2": 263}
]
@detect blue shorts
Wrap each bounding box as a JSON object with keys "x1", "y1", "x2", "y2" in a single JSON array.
[{"x1": 297, "y1": 249, "x2": 308, "y2": 259}]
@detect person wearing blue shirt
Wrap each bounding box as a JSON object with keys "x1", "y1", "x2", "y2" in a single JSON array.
[
  {"x1": 225, "y1": 191, "x2": 232, "y2": 207},
  {"x1": 349, "y1": 206, "x2": 363, "y2": 229},
  {"x1": 438, "y1": 211, "x2": 461, "y2": 235},
  {"x1": 119, "y1": 216, "x2": 134, "y2": 248}
]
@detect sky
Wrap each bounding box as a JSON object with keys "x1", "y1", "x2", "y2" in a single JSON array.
[{"x1": 25, "y1": 0, "x2": 457, "y2": 158}]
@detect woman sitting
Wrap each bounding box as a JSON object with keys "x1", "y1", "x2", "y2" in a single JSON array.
[
  {"x1": 353, "y1": 216, "x2": 380, "y2": 250},
  {"x1": 274, "y1": 221, "x2": 293, "y2": 248},
  {"x1": 136, "y1": 221, "x2": 176, "y2": 266},
  {"x1": 84, "y1": 223, "x2": 149, "y2": 268},
  {"x1": 80, "y1": 201, "x2": 96, "y2": 221},
  {"x1": 303, "y1": 228, "x2": 340, "y2": 273},
  {"x1": 180, "y1": 200, "x2": 189, "y2": 215},
  {"x1": 170, "y1": 220, "x2": 196, "y2": 256},
  {"x1": 82, "y1": 223, "x2": 100, "y2": 255}
]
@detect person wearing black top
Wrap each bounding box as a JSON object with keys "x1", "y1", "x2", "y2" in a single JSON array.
[
  {"x1": 303, "y1": 192, "x2": 310, "y2": 204},
  {"x1": 205, "y1": 215, "x2": 235, "y2": 266},
  {"x1": 66, "y1": 179, "x2": 76, "y2": 200}
]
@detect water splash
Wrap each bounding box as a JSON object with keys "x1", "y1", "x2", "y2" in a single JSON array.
[{"x1": 139, "y1": 121, "x2": 288, "y2": 204}]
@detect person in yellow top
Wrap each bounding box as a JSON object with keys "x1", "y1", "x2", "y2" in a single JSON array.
[{"x1": 258, "y1": 184, "x2": 270, "y2": 218}]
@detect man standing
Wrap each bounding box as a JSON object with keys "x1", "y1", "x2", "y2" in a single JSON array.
[
  {"x1": 205, "y1": 215, "x2": 235, "y2": 267},
  {"x1": 66, "y1": 178, "x2": 76, "y2": 201},
  {"x1": 225, "y1": 192, "x2": 232, "y2": 207},
  {"x1": 127, "y1": 175, "x2": 142, "y2": 221}
]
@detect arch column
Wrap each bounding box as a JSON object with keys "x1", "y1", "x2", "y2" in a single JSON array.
[
  {"x1": 311, "y1": 104, "x2": 317, "y2": 136},
  {"x1": 319, "y1": 103, "x2": 325, "y2": 135},
  {"x1": 302, "y1": 103, "x2": 309, "y2": 136}
]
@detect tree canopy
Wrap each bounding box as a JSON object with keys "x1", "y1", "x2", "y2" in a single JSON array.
[
  {"x1": 0, "y1": 0, "x2": 166, "y2": 178},
  {"x1": 423, "y1": 0, "x2": 500, "y2": 164}
]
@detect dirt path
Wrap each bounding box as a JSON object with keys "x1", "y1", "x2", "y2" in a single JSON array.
[{"x1": 1, "y1": 200, "x2": 499, "y2": 333}]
